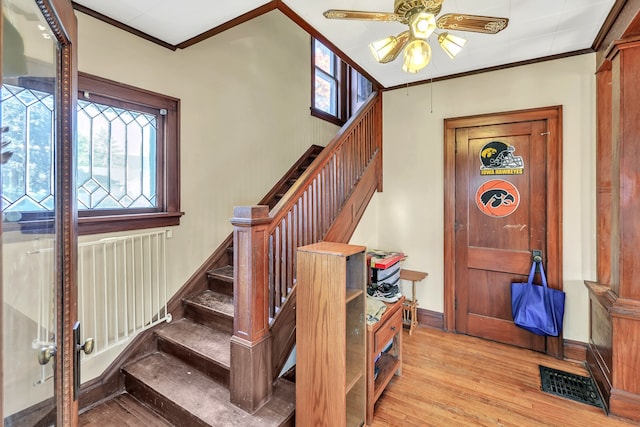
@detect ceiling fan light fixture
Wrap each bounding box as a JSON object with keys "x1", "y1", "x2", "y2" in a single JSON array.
[
  {"x1": 369, "y1": 36, "x2": 396, "y2": 62},
  {"x1": 402, "y1": 39, "x2": 431, "y2": 73},
  {"x1": 409, "y1": 12, "x2": 436, "y2": 39},
  {"x1": 437, "y1": 32, "x2": 467, "y2": 59},
  {"x1": 369, "y1": 31, "x2": 410, "y2": 63}
]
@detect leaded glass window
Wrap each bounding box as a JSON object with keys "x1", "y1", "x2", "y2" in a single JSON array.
[
  {"x1": 77, "y1": 99, "x2": 157, "y2": 210},
  {"x1": 1, "y1": 83, "x2": 55, "y2": 215},
  {"x1": 1, "y1": 73, "x2": 181, "y2": 235}
]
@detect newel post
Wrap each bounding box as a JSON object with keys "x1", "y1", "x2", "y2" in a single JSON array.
[{"x1": 229, "y1": 206, "x2": 273, "y2": 412}]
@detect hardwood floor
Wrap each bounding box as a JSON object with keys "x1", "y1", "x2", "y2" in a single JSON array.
[
  {"x1": 371, "y1": 327, "x2": 638, "y2": 427},
  {"x1": 80, "y1": 393, "x2": 172, "y2": 426},
  {"x1": 80, "y1": 326, "x2": 639, "y2": 426}
]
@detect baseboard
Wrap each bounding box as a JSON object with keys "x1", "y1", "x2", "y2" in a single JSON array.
[
  {"x1": 416, "y1": 307, "x2": 444, "y2": 330},
  {"x1": 562, "y1": 338, "x2": 587, "y2": 363},
  {"x1": 610, "y1": 388, "x2": 640, "y2": 422}
]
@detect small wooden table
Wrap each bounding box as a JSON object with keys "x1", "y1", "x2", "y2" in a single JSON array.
[{"x1": 399, "y1": 269, "x2": 428, "y2": 336}]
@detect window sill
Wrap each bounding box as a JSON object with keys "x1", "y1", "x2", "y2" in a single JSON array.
[
  {"x1": 78, "y1": 211, "x2": 184, "y2": 235},
  {"x1": 310, "y1": 107, "x2": 345, "y2": 127}
]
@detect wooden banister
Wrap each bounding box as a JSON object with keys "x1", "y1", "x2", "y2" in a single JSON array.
[{"x1": 230, "y1": 92, "x2": 382, "y2": 411}]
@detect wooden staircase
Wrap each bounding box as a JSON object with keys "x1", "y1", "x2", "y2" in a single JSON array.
[
  {"x1": 105, "y1": 146, "x2": 325, "y2": 426},
  {"x1": 119, "y1": 274, "x2": 295, "y2": 426},
  {"x1": 79, "y1": 93, "x2": 382, "y2": 426}
]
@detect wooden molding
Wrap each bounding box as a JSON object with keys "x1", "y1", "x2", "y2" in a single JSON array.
[
  {"x1": 230, "y1": 334, "x2": 273, "y2": 413},
  {"x1": 610, "y1": 388, "x2": 640, "y2": 422},
  {"x1": 563, "y1": 339, "x2": 587, "y2": 363},
  {"x1": 383, "y1": 49, "x2": 593, "y2": 92},
  {"x1": 176, "y1": 2, "x2": 278, "y2": 49},
  {"x1": 71, "y1": 2, "x2": 177, "y2": 50},
  {"x1": 416, "y1": 307, "x2": 444, "y2": 330}
]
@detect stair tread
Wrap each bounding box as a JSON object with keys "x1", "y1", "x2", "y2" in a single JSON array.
[
  {"x1": 207, "y1": 265, "x2": 234, "y2": 282},
  {"x1": 184, "y1": 290, "x2": 234, "y2": 318},
  {"x1": 156, "y1": 318, "x2": 230, "y2": 368},
  {"x1": 124, "y1": 352, "x2": 294, "y2": 426}
]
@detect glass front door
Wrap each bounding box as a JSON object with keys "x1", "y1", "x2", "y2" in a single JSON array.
[{"x1": 2, "y1": 0, "x2": 75, "y2": 423}]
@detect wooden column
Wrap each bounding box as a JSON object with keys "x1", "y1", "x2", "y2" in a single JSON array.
[
  {"x1": 609, "y1": 40, "x2": 640, "y2": 420},
  {"x1": 229, "y1": 206, "x2": 273, "y2": 413},
  {"x1": 588, "y1": 38, "x2": 640, "y2": 423}
]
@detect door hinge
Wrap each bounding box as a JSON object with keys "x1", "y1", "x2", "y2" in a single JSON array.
[{"x1": 454, "y1": 297, "x2": 457, "y2": 310}]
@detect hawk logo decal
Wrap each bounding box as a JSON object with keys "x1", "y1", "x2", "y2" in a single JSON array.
[{"x1": 475, "y1": 180, "x2": 520, "y2": 217}]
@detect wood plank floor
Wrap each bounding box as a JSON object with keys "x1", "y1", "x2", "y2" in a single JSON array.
[
  {"x1": 80, "y1": 393, "x2": 172, "y2": 426},
  {"x1": 371, "y1": 327, "x2": 638, "y2": 427},
  {"x1": 79, "y1": 326, "x2": 639, "y2": 426}
]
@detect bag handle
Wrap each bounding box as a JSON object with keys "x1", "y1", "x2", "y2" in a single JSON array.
[
  {"x1": 526, "y1": 261, "x2": 537, "y2": 284},
  {"x1": 527, "y1": 259, "x2": 549, "y2": 288},
  {"x1": 535, "y1": 259, "x2": 557, "y2": 327},
  {"x1": 538, "y1": 260, "x2": 548, "y2": 289}
]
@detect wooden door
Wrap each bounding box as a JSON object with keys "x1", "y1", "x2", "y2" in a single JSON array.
[
  {"x1": 1, "y1": 0, "x2": 79, "y2": 424},
  {"x1": 444, "y1": 107, "x2": 563, "y2": 357}
]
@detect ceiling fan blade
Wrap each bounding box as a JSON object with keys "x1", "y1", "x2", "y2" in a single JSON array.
[
  {"x1": 436, "y1": 14, "x2": 509, "y2": 34},
  {"x1": 323, "y1": 10, "x2": 401, "y2": 22}
]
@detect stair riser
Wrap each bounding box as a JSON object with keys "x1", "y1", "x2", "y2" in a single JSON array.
[
  {"x1": 185, "y1": 304, "x2": 233, "y2": 334},
  {"x1": 157, "y1": 337, "x2": 230, "y2": 387},
  {"x1": 124, "y1": 372, "x2": 210, "y2": 427},
  {"x1": 207, "y1": 277, "x2": 233, "y2": 296}
]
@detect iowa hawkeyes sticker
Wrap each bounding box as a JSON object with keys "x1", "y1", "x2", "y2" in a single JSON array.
[
  {"x1": 475, "y1": 180, "x2": 520, "y2": 218},
  {"x1": 479, "y1": 141, "x2": 524, "y2": 175}
]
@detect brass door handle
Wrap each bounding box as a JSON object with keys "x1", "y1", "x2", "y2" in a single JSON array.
[
  {"x1": 38, "y1": 345, "x2": 56, "y2": 366},
  {"x1": 78, "y1": 337, "x2": 94, "y2": 355},
  {"x1": 73, "y1": 321, "x2": 94, "y2": 400}
]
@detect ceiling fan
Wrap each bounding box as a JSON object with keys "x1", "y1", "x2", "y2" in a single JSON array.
[{"x1": 323, "y1": 0, "x2": 509, "y2": 73}]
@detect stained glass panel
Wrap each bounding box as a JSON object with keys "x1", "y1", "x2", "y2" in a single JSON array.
[{"x1": 2, "y1": 84, "x2": 158, "y2": 214}]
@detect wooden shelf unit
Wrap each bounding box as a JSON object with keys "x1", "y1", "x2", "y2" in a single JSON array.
[
  {"x1": 296, "y1": 242, "x2": 367, "y2": 427},
  {"x1": 366, "y1": 296, "x2": 404, "y2": 425}
]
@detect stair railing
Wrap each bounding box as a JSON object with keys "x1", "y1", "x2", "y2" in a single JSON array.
[{"x1": 230, "y1": 92, "x2": 382, "y2": 412}]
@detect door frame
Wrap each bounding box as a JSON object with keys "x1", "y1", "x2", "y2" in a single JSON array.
[
  {"x1": 0, "y1": 0, "x2": 78, "y2": 424},
  {"x1": 443, "y1": 106, "x2": 564, "y2": 357}
]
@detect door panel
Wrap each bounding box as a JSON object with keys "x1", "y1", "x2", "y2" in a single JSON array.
[
  {"x1": 1, "y1": 0, "x2": 77, "y2": 424},
  {"x1": 454, "y1": 119, "x2": 550, "y2": 351}
]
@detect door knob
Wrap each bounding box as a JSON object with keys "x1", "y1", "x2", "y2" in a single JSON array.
[
  {"x1": 78, "y1": 337, "x2": 94, "y2": 355},
  {"x1": 38, "y1": 345, "x2": 56, "y2": 366}
]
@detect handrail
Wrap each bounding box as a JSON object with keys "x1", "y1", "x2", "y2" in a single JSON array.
[
  {"x1": 230, "y1": 92, "x2": 382, "y2": 411},
  {"x1": 266, "y1": 92, "x2": 382, "y2": 318}
]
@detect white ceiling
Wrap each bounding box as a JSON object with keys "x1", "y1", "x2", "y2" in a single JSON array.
[{"x1": 72, "y1": 0, "x2": 616, "y2": 88}]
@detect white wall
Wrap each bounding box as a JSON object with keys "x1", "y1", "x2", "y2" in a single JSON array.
[
  {"x1": 352, "y1": 54, "x2": 596, "y2": 343},
  {"x1": 76, "y1": 10, "x2": 338, "y2": 296}
]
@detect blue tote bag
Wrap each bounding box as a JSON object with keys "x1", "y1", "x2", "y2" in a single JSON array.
[{"x1": 511, "y1": 260, "x2": 565, "y2": 336}]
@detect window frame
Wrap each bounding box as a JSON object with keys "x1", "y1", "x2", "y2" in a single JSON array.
[
  {"x1": 310, "y1": 38, "x2": 373, "y2": 126},
  {"x1": 310, "y1": 38, "x2": 348, "y2": 126},
  {"x1": 1, "y1": 73, "x2": 182, "y2": 236},
  {"x1": 76, "y1": 73, "x2": 182, "y2": 235}
]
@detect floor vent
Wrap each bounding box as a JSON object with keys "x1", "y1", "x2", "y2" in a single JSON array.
[{"x1": 539, "y1": 365, "x2": 605, "y2": 411}]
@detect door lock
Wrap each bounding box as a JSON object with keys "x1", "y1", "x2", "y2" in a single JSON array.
[{"x1": 38, "y1": 345, "x2": 57, "y2": 366}]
